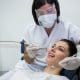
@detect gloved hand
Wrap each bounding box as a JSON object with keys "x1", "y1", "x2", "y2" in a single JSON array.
[
  {"x1": 59, "y1": 55, "x2": 80, "y2": 70},
  {"x1": 26, "y1": 44, "x2": 39, "y2": 59},
  {"x1": 26, "y1": 44, "x2": 47, "y2": 59}
]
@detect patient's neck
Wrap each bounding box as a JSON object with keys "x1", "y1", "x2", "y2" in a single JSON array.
[{"x1": 44, "y1": 65, "x2": 62, "y2": 75}]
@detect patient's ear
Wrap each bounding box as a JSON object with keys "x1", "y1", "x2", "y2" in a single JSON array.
[{"x1": 59, "y1": 56, "x2": 80, "y2": 70}]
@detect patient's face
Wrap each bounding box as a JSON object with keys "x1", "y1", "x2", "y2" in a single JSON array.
[{"x1": 47, "y1": 41, "x2": 70, "y2": 67}]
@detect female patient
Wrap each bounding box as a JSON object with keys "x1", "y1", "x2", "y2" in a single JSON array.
[
  {"x1": 29, "y1": 39, "x2": 78, "y2": 80},
  {"x1": 10, "y1": 39, "x2": 78, "y2": 80},
  {"x1": 0, "y1": 39, "x2": 78, "y2": 80}
]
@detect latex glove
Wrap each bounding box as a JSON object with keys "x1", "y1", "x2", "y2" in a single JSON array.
[
  {"x1": 26, "y1": 44, "x2": 47, "y2": 59},
  {"x1": 59, "y1": 56, "x2": 80, "y2": 70},
  {"x1": 26, "y1": 44, "x2": 39, "y2": 58}
]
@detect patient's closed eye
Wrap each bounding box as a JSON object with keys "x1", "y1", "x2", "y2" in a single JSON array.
[
  {"x1": 52, "y1": 44, "x2": 65, "y2": 52},
  {"x1": 58, "y1": 47, "x2": 65, "y2": 52}
]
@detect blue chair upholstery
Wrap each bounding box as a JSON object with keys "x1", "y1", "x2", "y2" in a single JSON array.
[
  {"x1": 61, "y1": 69, "x2": 78, "y2": 80},
  {"x1": 20, "y1": 40, "x2": 25, "y2": 54},
  {"x1": 20, "y1": 40, "x2": 25, "y2": 60}
]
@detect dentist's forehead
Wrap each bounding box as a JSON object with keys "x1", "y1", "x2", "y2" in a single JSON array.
[{"x1": 38, "y1": 3, "x2": 56, "y2": 10}]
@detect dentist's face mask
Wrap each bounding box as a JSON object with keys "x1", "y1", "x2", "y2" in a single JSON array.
[
  {"x1": 38, "y1": 14, "x2": 57, "y2": 28},
  {"x1": 36, "y1": 4, "x2": 57, "y2": 28}
]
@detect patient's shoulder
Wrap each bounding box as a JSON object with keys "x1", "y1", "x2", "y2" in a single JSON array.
[
  {"x1": 49, "y1": 75, "x2": 69, "y2": 80},
  {"x1": 59, "y1": 76, "x2": 69, "y2": 80},
  {"x1": 32, "y1": 72, "x2": 69, "y2": 80}
]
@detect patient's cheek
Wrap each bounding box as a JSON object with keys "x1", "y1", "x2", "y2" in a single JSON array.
[{"x1": 57, "y1": 54, "x2": 67, "y2": 62}]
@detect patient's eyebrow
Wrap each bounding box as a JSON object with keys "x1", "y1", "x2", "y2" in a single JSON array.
[
  {"x1": 52, "y1": 44, "x2": 65, "y2": 50},
  {"x1": 52, "y1": 44, "x2": 56, "y2": 48},
  {"x1": 58, "y1": 46, "x2": 65, "y2": 50}
]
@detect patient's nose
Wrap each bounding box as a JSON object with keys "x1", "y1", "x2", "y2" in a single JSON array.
[{"x1": 50, "y1": 47, "x2": 56, "y2": 53}]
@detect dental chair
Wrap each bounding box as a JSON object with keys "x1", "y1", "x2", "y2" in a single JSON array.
[
  {"x1": 61, "y1": 67, "x2": 80, "y2": 80},
  {"x1": 20, "y1": 40, "x2": 80, "y2": 80}
]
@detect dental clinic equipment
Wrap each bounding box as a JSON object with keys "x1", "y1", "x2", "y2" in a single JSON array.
[
  {"x1": 0, "y1": 40, "x2": 20, "y2": 47},
  {"x1": 21, "y1": 40, "x2": 47, "y2": 59},
  {"x1": 0, "y1": 40, "x2": 47, "y2": 59}
]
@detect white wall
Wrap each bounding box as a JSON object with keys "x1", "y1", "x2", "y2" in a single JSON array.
[
  {"x1": 0, "y1": 0, "x2": 80, "y2": 71},
  {"x1": 0, "y1": 0, "x2": 34, "y2": 71},
  {"x1": 59, "y1": 0, "x2": 80, "y2": 27}
]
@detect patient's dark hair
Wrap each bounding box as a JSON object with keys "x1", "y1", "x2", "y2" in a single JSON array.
[
  {"x1": 60, "y1": 39, "x2": 80, "y2": 80},
  {"x1": 32, "y1": 0, "x2": 60, "y2": 25},
  {"x1": 60, "y1": 39, "x2": 77, "y2": 56}
]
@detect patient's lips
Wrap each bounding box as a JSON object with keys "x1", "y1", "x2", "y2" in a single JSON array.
[{"x1": 48, "y1": 52, "x2": 55, "y2": 58}]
